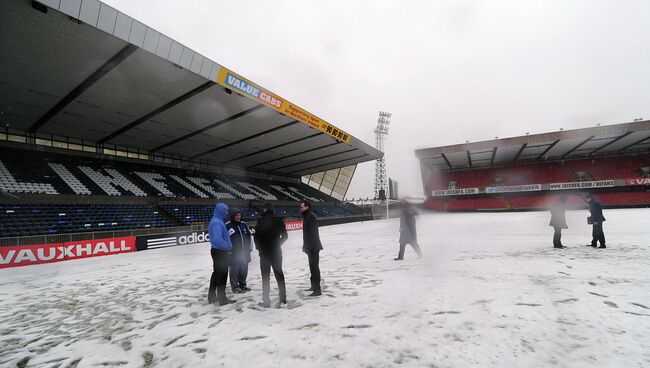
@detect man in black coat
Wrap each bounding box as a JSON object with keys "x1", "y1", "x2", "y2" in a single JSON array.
[
  {"x1": 226, "y1": 208, "x2": 253, "y2": 293},
  {"x1": 587, "y1": 194, "x2": 606, "y2": 248},
  {"x1": 549, "y1": 195, "x2": 568, "y2": 249},
  {"x1": 300, "y1": 200, "x2": 323, "y2": 297},
  {"x1": 253, "y1": 203, "x2": 288, "y2": 307},
  {"x1": 395, "y1": 201, "x2": 423, "y2": 260}
]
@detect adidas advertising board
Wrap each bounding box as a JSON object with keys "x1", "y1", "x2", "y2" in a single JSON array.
[{"x1": 136, "y1": 231, "x2": 211, "y2": 251}]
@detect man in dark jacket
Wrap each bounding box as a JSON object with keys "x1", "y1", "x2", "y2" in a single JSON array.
[
  {"x1": 587, "y1": 194, "x2": 606, "y2": 248},
  {"x1": 395, "y1": 201, "x2": 423, "y2": 260},
  {"x1": 207, "y1": 203, "x2": 235, "y2": 306},
  {"x1": 226, "y1": 208, "x2": 252, "y2": 293},
  {"x1": 300, "y1": 200, "x2": 323, "y2": 296},
  {"x1": 549, "y1": 195, "x2": 568, "y2": 249},
  {"x1": 253, "y1": 203, "x2": 288, "y2": 307}
]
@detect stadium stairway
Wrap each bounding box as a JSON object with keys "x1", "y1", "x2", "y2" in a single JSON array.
[{"x1": 150, "y1": 202, "x2": 184, "y2": 227}]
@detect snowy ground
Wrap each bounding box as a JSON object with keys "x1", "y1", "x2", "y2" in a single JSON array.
[{"x1": 1, "y1": 209, "x2": 650, "y2": 368}]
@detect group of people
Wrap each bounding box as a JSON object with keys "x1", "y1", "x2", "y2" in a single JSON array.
[
  {"x1": 549, "y1": 193, "x2": 607, "y2": 249},
  {"x1": 207, "y1": 201, "x2": 323, "y2": 307}
]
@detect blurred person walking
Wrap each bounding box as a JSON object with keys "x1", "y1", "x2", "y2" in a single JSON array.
[
  {"x1": 549, "y1": 195, "x2": 568, "y2": 249},
  {"x1": 254, "y1": 203, "x2": 288, "y2": 307},
  {"x1": 394, "y1": 201, "x2": 423, "y2": 260},
  {"x1": 226, "y1": 208, "x2": 253, "y2": 293},
  {"x1": 300, "y1": 200, "x2": 323, "y2": 296},
  {"x1": 207, "y1": 203, "x2": 235, "y2": 306}
]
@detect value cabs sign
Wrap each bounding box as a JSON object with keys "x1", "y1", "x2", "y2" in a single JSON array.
[{"x1": 217, "y1": 67, "x2": 351, "y2": 143}]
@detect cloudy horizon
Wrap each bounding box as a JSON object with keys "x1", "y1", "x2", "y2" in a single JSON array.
[{"x1": 102, "y1": 0, "x2": 650, "y2": 199}]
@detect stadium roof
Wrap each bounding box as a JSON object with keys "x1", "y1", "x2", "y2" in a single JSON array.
[
  {"x1": 416, "y1": 120, "x2": 650, "y2": 171},
  {"x1": 0, "y1": 0, "x2": 381, "y2": 177}
]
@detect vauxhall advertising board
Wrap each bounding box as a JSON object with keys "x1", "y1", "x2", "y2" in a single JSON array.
[{"x1": 0, "y1": 236, "x2": 136, "y2": 269}]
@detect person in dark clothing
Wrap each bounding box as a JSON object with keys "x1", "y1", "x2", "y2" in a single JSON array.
[
  {"x1": 226, "y1": 208, "x2": 253, "y2": 293},
  {"x1": 207, "y1": 203, "x2": 235, "y2": 306},
  {"x1": 300, "y1": 200, "x2": 323, "y2": 297},
  {"x1": 253, "y1": 203, "x2": 288, "y2": 308},
  {"x1": 395, "y1": 201, "x2": 423, "y2": 260},
  {"x1": 587, "y1": 194, "x2": 606, "y2": 248},
  {"x1": 549, "y1": 195, "x2": 568, "y2": 249}
]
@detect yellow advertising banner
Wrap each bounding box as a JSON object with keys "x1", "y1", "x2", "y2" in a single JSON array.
[{"x1": 216, "y1": 67, "x2": 351, "y2": 143}]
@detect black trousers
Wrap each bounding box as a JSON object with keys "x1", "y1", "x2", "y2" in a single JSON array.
[
  {"x1": 307, "y1": 250, "x2": 321, "y2": 292},
  {"x1": 591, "y1": 223, "x2": 605, "y2": 246},
  {"x1": 208, "y1": 249, "x2": 230, "y2": 303},
  {"x1": 229, "y1": 261, "x2": 249, "y2": 290},
  {"x1": 553, "y1": 227, "x2": 562, "y2": 246},
  {"x1": 260, "y1": 252, "x2": 286, "y2": 304},
  {"x1": 398, "y1": 242, "x2": 422, "y2": 259}
]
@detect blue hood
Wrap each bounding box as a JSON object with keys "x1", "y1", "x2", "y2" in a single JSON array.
[{"x1": 213, "y1": 203, "x2": 229, "y2": 220}]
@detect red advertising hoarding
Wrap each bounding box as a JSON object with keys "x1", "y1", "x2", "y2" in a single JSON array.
[
  {"x1": 285, "y1": 221, "x2": 303, "y2": 231},
  {"x1": 0, "y1": 236, "x2": 136, "y2": 269}
]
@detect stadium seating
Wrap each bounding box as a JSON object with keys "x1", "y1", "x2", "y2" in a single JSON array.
[
  {"x1": 565, "y1": 157, "x2": 646, "y2": 181},
  {"x1": 592, "y1": 191, "x2": 650, "y2": 205},
  {"x1": 445, "y1": 197, "x2": 509, "y2": 210},
  {"x1": 0, "y1": 203, "x2": 168, "y2": 237},
  {"x1": 0, "y1": 147, "x2": 335, "y2": 202},
  {"x1": 429, "y1": 155, "x2": 647, "y2": 191}
]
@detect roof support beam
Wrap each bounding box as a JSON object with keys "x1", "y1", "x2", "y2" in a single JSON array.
[
  {"x1": 190, "y1": 120, "x2": 299, "y2": 159},
  {"x1": 149, "y1": 104, "x2": 264, "y2": 152},
  {"x1": 466, "y1": 151, "x2": 472, "y2": 167},
  {"x1": 98, "y1": 81, "x2": 215, "y2": 144},
  {"x1": 269, "y1": 148, "x2": 358, "y2": 171},
  {"x1": 617, "y1": 134, "x2": 650, "y2": 153},
  {"x1": 536, "y1": 140, "x2": 560, "y2": 161},
  {"x1": 286, "y1": 154, "x2": 369, "y2": 175},
  {"x1": 513, "y1": 143, "x2": 528, "y2": 162},
  {"x1": 220, "y1": 132, "x2": 322, "y2": 164},
  {"x1": 28, "y1": 44, "x2": 138, "y2": 134},
  {"x1": 562, "y1": 136, "x2": 595, "y2": 159},
  {"x1": 590, "y1": 132, "x2": 632, "y2": 155},
  {"x1": 490, "y1": 147, "x2": 497, "y2": 165},
  {"x1": 246, "y1": 141, "x2": 341, "y2": 170},
  {"x1": 440, "y1": 153, "x2": 453, "y2": 170}
]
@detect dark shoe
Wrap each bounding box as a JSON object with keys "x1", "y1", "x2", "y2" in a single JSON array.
[
  {"x1": 598, "y1": 245, "x2": 606, "y2": 249},
  {"x1": 218, "y1": 298, "x2": 236, "y2": 306},
  {"x1": 304, "y1": 288, "x2": 313, "y2": 292},
  {"x1": 242, "y1": 286, "x2": 251, "y2": 292},
  {"x1": 394, "y1": 257, "x2": 403, "y2": 261},
  {"x1": 232, "y1": 288, "x2": 244, "y2": 294},
  {"x1": 258, "y1": 301, "x2": 271, "y2": 308},
  {"x1": 280, "y1": 298, "x2": 287, "y2": 304},
  {"x1": 590, "y1": 244, "x2": 597, "y2": 247},
  {"x1": 554, "y1": 245, "x2": 565, "y2": 249},
  {"x1": 307, "y1": 291, "x2": 321, "y2": 297}
]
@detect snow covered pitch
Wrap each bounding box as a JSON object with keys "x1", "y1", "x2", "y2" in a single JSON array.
[{"x1": 2, "y1": 209, "x2": 649, "y2": 367}]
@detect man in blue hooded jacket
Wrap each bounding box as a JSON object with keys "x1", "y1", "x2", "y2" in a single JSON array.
[{"x1": 207, "y1": 203, "x2": 235, "y2": 305}]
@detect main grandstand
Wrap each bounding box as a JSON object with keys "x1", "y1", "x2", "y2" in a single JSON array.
[
  {"x1": 416, "y1": 120, "x2": 650, "y2": 211},
  {"x1": 0, "y1": 0, "x2": 382, "y2": 248}
]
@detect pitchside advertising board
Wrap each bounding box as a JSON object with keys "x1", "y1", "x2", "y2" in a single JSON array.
[
  {"x1": 0, "y1": 222, "x2": 306, "y2": 268},
  {"x1": 136, "y1": 221, "x2": 305, "y2": 251},
  {"x1": 0, "y1": 237, "x2": 135, "y2": 269}
]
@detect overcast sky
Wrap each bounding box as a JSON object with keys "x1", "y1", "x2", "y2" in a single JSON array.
[{"x1": 103, "y1": 0, "x2": 650, "y2": 199}]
